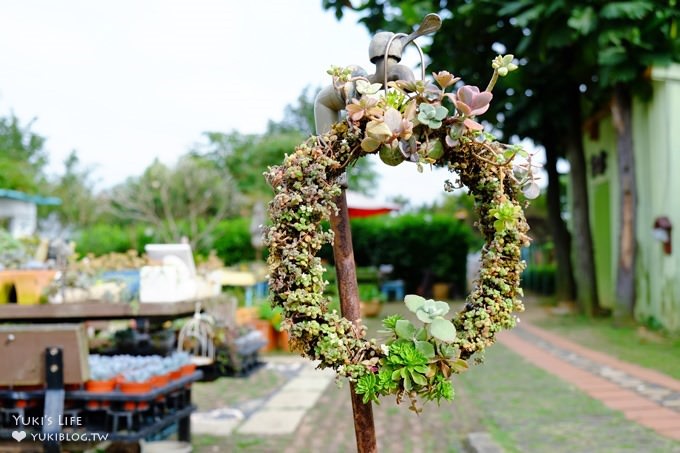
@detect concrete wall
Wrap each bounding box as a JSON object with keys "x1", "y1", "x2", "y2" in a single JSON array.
[{"x1": 583, "y1": 64, "x2": 680, "y2": 331}]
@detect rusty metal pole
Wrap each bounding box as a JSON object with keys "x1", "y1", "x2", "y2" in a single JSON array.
[{"x1": 330, "y1": 188, "x2": 378, "y2": 453}]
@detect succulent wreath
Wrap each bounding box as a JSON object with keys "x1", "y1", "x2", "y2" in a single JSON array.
[{"x1": 265, "y1": 55, "x2": 538, "y2": 411}]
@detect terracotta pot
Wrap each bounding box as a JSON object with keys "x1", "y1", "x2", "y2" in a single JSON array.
[
  {"x1": 433, "y1": 283, "x2": 450, "y2": 301},
  {"x1": 360, "y1": 300, "x2": 382, "y2": 318},
  {"x1": 119, "y1": 380, "x2": 152, "y2": 411},
  {"x1": 252, "y1": 319, "x2": 276, "y2": 352},
  {"x1": 277, "y1": 330, "x2": 290, "y2": 352},
  {"x1": 236, "y1": 307, "x2": 259, "y2": 325}
]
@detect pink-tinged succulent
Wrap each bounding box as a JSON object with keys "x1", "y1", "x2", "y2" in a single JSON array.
[
  {"x1": 432, "y1": 71, "x2": 460, "y2": 89},
  {"x1": 383, "y1": 107, "x2": 413, "y2": 142},
  {"x1": 423, "y1": 83, "x2": 444, "y2": 102},
  {"x1": 463, "y1": 118, "x2": 484, "y2": 131},
  {"x1": 346, "y1": 96, "x2": 382, "y2": 122},
  {"x1": 455, "y1": 86, "x2": 492, "y2": 116},
  {"x1": 362, "y1": 108, "x2": 414, "y2": 152}
]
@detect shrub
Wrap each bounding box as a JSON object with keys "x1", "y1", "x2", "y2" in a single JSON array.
[
  {"x1": 521, "y1": 264, "x2": 556, "y2": 295},
  {"x1": 321, "y1": 214, "x2": 476, "y2": 297},
  {"x1": 210, "y1": 218, "x2": 255, "y2": 265},
  {"x1": 75, "y1": 224, "x2": 135, "y2": 256}
]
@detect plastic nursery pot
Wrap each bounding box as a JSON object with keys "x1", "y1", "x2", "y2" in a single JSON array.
[
  {"x1": 13, "y1": 385, "x2": 42, "y2": 409},
  {"x1": 168, "y1": 368, "x2": 182, "y2": 381},
  {"x1": 150, "y1": 374, "x2": 170, "y2": 389},
  {"x1": 180, "y1": 363, "x2": 196, "y2": 377},
  {"x1": 150, "y1": 374, "x2": 170, "y2": 402},
  {"x1": 85, "y1": 379, "x2": 116, "y2": 410},
  {"x1": 119, "y1": 380, "x2": 152, "y2": 411}
]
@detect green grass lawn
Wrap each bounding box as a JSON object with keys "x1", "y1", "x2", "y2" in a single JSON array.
[{"x1": 534, "y1": 313, "x2": 680, "y2": 380}]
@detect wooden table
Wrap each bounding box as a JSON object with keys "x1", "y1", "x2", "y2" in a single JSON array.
[{"x1": 0, "y1": 300, "x2": 205, "y2": 323}]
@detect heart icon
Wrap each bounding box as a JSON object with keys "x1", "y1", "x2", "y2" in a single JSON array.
[{"x1": 12, "y1": 430, "x2": 26, "y2": 442}]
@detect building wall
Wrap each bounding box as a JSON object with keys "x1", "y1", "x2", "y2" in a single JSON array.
[
  {"x1": 583, "y1": 64, "x2": 680, "y2": 331},
  {"x1": 633, "y1": 66, "x2": 680, "y2": 331},
  {"x1": 0, "y1": 198, "x2": 37, "y2": 237}
]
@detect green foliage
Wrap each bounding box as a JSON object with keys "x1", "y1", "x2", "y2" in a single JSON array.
[
  {"x1": 0, "y1": 228, "x2": 29, "y2": 269},
  {"x1": 108, "y1": 155, "x2": 238, "y2": 250},
  {"x1": 258, "y1": 300, "x2": 284, "y2": 330},
  {"x1": 522, "y1": 264, "x2": 556, "y2": 295},
  {"x1": 490, "y1": 200, "x2": 523, "y2": 233},
  {"x1": 74, "y1": 218, "x2": 255, "y2": 265},
  {"x1": 325, "y1": 0, "x2": 680, "y2": 133},
  {"x1": 210, "y1": 218, "x2": 255, "y2": 265},
  {"x1": 201, "y1": 86, "x2": 380, "y2": 198},
  {"x1": 358, "y1": 283, "x2": 382, "y2": 302},
  {"x1": 75, "y1": 224, "x2": 142, "y2": 256},
  {"x1": 0, "y1": 113, "x2": 48, "y2": 192},
  {"x1": 358, "y1": 295, "x2": 462, "y2": 408},
  {"x1": 46, "y1": 150, "x2": 101, "y2": 228},
  {"x1": 417, "y1": 103, "x2": 448, "y2": 129},
  {"x1": 328, "y1": 214, "x2": 475, "y2": 295},
  {"x1": 404, "y1": 295, "x2": 456, "y2": 342}
]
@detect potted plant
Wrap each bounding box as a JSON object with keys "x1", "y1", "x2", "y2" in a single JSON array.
[
  {"x1": 119, "y1": 369, "x2": 153, "y2": 411},
  {"x1": 85, "y1": 357, "x2": 118, "y2": 409},
  {"x1": 359, "y1": 284, "x2": 384, "y2": 318},
  {"x1": 254, "y1": 301, "x2": 283, "y2": 351}
]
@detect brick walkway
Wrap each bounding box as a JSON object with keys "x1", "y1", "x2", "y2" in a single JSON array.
[{"x1": 499, "y1": 322, "x2": 680, "y2": 441}]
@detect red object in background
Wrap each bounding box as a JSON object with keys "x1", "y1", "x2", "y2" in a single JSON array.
[{"x1": 346, "y1": 191, "x2": 400, "y2": 219}]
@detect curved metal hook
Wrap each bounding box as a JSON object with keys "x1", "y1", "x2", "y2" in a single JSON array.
[
  {"x1": 383, "y1": 33, "x2": 425, "y2": 88},
  {"x1": 381, "y1": 14, "x2": 441, "y2": 88}
]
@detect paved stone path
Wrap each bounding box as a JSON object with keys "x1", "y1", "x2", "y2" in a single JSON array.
[
  {"x1": 191, "y1": 356, "x2": 335, "y2": 437},
  {"x1": 500, "y1": 321, "x2": 680, "y2": 441}
]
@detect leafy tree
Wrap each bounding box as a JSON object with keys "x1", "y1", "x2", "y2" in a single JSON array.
[
  {"x1": 47, "y1": 150, "x2": 101, "y2": 228},
  {"x1": 108, "y1": 155, "x2": 239, "y2": 250},
  {"x1": 0, "y1": 112, "x2": 48, "y2": 192},
  {"x1": 200, "y1": 87, "x2": 380, "y2": 197},
  {"x1": 322, "y1": 0, "x2": 679, "y2": 316},
  {"x1": 197, "y1": 131, "x2": 305, "y2": 199}
]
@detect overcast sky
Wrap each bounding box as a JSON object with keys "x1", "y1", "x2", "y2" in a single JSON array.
[{"x1": 1, "y1": 1, "x2": 465, "y2": 206}]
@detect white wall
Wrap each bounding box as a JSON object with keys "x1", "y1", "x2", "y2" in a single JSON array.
[{"x1": 0, "y1": 198, "x2": 37, "y2": 237}]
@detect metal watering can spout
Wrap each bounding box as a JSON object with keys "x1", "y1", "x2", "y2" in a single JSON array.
[
  {"x1": 401, "y1": 13, "x2": 442, "y2": 47},
  {"x1": 381, "y1": 13, "x2": 442, "y2": 87}
]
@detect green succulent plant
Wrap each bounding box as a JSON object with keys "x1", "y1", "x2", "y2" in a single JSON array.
[
  {"x1": 404, "y1": 295, "x2": 457, "y2": 343},
  {"x1": 417, "y1": 103, "x2": 448, "y2": 129}
]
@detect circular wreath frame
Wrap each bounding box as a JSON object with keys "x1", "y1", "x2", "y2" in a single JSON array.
[{"x1": 265, "y1": 62, "x2": 532, "y2": 409}]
